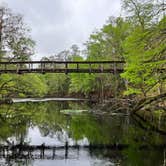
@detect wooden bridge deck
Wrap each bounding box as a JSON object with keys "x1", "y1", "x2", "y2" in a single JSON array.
[{"x1": 0, "y1": 61, "x2": 125, "y2": 74}]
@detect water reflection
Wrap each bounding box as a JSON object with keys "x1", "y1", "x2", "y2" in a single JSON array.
[{"x1": 0, "y1": 101, "x2": 166, "y2": 165}]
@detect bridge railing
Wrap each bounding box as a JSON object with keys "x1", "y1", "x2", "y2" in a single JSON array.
[{"x1": 0, "y1": 61, "x2": 125, "y2": 74}]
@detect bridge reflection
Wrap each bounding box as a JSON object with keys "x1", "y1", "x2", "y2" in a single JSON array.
[{"x1": 0, "y1": 143, "x2": 129, "y2": 160}]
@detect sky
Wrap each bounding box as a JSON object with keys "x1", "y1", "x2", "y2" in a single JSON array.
[{"x1": 0, "y1": 0, "x2": 121, "y2": 60}]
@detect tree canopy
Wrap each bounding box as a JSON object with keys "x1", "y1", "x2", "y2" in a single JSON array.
[{"x1": 0, "y1": 5, "x2": 35, "y2": 61}]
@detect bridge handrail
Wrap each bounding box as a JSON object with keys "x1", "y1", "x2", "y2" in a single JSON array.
[{"x1": 0, "y1": 60, "x2": 125, "y2": 64}]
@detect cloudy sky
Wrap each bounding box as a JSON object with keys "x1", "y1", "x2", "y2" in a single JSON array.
[{"x1": 1, "y1": 0, "x2": 121, "y2": 60}]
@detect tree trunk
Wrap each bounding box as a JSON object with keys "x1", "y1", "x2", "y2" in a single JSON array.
[{"x1": 131, "y1": 93, "x2": 166, "y2": 114}]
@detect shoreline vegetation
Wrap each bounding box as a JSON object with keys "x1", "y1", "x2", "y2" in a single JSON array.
[
  {"x1": 1, "y1": 94, "x2": 165, "y2": 135},
  {"x1": 1, "y1": 93, "x2": 165, "y2": 115}
]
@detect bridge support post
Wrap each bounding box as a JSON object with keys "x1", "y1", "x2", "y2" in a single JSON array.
[
  {"x1": 113, "y1": 62, "x2": 117, "y2": 74},
  {"x1": 41, "y1": 62, "x2": 46, "y2": 74},
  {"x1": 16, "y1": 63, "x2": 20, "y2": 74},
  {"x1": 76, "y1": 62, "x2": 79, "y2": 71},
  {"x1": 89, "y1": 63, "x2": 92, "y2": 74},
  {"x1": 28, "y1": 63, "x2": 31, "y2": 72},
  {"x1": 52, "y1": 147, "x2": 56, "y2": 159},
  {"x1": 99, "y1": 64, "x2": 104, "y2": 72},
  {"x1": 65, "y1": 141, "x2": 68, "y2": 159},
  {"x1": 52, "y1": 62, "x2": 55, "y2": 72},
  {"x1": 65, "y1": 62, "x2": 68, "y2": 74},
  {"x1": 4, "y1": 64, "x2": 7, "y2": 72}
]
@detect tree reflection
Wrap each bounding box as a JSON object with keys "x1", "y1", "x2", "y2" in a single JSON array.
[
  {"x1": 0, "y1": 101, "x2": 166, "y2": 146},
  {"x1": 0, "y1": 101, "x2": 166, "y2": 165}
]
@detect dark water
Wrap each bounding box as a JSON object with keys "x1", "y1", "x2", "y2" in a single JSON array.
[{"x1": 0, "y1": 100, "x2": 166, "y2": 166}]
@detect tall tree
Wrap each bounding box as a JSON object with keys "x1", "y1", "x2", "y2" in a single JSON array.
[
  {"x1": 0, "y1": 5, "x2": 37, "y2": 100},
  {"x1": 0, "y1": 5, "x2": 35, "y2": 61},
  {"x1": 122, "y1": 0, "x2": 165, "y2": 29},
  {"x1": 121, "y1": 0, "x2": 166, "y2": 98},
  {"x1": 84, "y1": 17, "x2": 131, "y2": 98}
]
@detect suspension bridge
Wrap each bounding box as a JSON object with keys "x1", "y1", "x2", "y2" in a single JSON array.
[{"x1": 0, "y1": 61, "x2": 125, "y2": 74}]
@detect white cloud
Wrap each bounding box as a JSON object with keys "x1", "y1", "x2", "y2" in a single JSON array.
[{"x1": 1, "y1": 0, "x2": 121, "y2": 60}]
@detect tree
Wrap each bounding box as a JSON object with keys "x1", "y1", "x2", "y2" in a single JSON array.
[
  {"x1": 123, "y1": 0, "x2": 150, "y2": 28},
  {"x1": 0, "y1": 4, "x2": 35, "y2": 61},
  {"x1": 40, "y1": 54, "x2": 70, "y2": 96},
  {"x1": 121, "y1": 0, "x2": 166, "y2": 98},
  {"x1": 101, "y1": 17, "x2": 131, "y2": 60},
  {"x1": 44, "y1": 73, "x2": 69, "y2": 96},
  {"x1": 122, "y1": 0, "x2": 165, "y2": 29},
  {"x1": 82, "y1": 17, "x2": 131, "y2": 98},
  {"x1": 13, "y1": 74, "x2": 48, "y2": 97},
  {"x1": 68, "y1": 44, "x2": 81, "y2": 60},
  {"x1": 55, "y1": 50, "x2": 70, "y2": 61},
  {"x1": 0, "y1": 74, "x2": 15, "y2": 99},
  {"x1": 0, "y1": 5, "x2": 38, "y2": 100}
]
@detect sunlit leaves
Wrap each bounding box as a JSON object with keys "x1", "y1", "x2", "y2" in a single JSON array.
[{"x1": 121, "y1": 15, "x2": 166, "y2": 97}]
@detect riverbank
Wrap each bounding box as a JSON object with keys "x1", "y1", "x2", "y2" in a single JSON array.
[{"x1": 1, "y1": 95, "x2": 165, "y2": 121}]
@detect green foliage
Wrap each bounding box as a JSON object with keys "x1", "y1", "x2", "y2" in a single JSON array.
[
  {"x1": 0, "y1": 6, "x2": 35, "y2": 61},
  {"x1": 11, "y1": 37, "x2": 35, "y2": 61},
  {"x1": 122, "y1": 0, "x2": 162, "y2": 28},
  {"x1": 87, "y1": 17, "x2": 130, "y2": 61},
  {"x1": 80, "y1": 17, "x2": 130, "y2": 97},
  {"x1": 0, "y1": 74, "x2": 15, "y2": 98},
  {"x1": 121, "y1": 16, "x2": 166, "y2": 97},
  {"x1": 69, "y1": 73, "x2": 96, "y2": 96},
  {"x1": 44, "y1": 73, "x2": 69, "y2": 96},
  {"x1": 14, "y1": 74, "x2": 48, "y2": 97},
  {"x1": 69, "y1": 56, "x2": 96, "y2": 97}
]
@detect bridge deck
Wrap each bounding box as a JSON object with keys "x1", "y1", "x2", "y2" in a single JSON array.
[{"x1": 0, "y1": 61, "x2": 125, "y2": 74}]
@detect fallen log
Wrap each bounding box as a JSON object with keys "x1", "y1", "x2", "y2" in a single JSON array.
[{"x1": 131, "y1": 93, "x2": 166, "y2": 114}]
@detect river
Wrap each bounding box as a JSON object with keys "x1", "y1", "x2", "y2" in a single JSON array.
[{"x1": 0, "y1": 99, "x2": 166, "y2": 166}]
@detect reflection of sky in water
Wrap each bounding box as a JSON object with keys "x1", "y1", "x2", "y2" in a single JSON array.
[
  {"x1": 34, "y1": 149, "x2": 115, "y2": 166},
  {"x1": 26, "y1": 127, "x2": 115, "y2": 166},
  {"x1": 0, "y1": 149, "x2": 115, "y2": 166},
  {"x1": 12, "y1": 98, "x2": 87, "y2": 103},
  {"x1": 27, "y1": 127, "x2": 89, "y2": 146}
]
